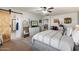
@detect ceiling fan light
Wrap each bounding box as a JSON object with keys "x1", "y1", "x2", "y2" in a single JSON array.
[{"x1": 42, "y1": 10, "x2": 47, "y2": 14}]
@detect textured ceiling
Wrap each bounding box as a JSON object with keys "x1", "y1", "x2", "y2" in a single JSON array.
[{"x1": 1, "y1": 7, "x2": 79, "y2": 16}]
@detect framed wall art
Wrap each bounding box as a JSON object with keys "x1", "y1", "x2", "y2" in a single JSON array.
[
  {"x1": 22, "y1": 20, "x2": 29, "y2": 27},
  {"x1": 54, "y1": 19, "x2": 60, "y2": 24},
  {"x1": 31, "y1": 20, "x2": 38, "y2": 27},
  {"x1": 64, "y1": 17, "x2": 72, "y2": 24}
]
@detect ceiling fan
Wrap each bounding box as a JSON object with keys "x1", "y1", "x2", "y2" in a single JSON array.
[
  {"x1": 41, "y1": 7, "x2": 54, "y2": 13},
  {"x1": 34, "y1": 7, "x2": 54, "y2": 16}
]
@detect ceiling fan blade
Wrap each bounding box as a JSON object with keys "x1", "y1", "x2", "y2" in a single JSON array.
[
  {"x1": 47, "y1": 7, "x2": 54, "y2": 13},
  {"x1": 41, "y1": 7, "x2": 47, "y2": 11},
  {"x1": 49, "y1": 7, "x2": 54, "y2": 9}
]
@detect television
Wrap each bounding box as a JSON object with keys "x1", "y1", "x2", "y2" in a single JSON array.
[{"x1": 31, "y1": 20, "x2": 38, "y2": 27}]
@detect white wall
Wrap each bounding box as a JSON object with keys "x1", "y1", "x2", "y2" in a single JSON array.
[
  {"x1": 11, "y1": 9, "x2": 79, "y2": 39},
  {"x1": 21, "y1": 12, "x2": 42, "y2": 27},
  {"x1": 11, "y1": 10, "x2": 42, "y2": 39},
  {"x1": 11, "y1": 13, "x2": 23, "y2": 39},
  {"x1": 42, "y1": 16, "x2": 51, "y2": 30},
  {"x1": 50, "y1": 12, "x2": 78, "y2": 28},
  {"x1": 77, "y1": 12, "x2": 79, "y2": 24}
]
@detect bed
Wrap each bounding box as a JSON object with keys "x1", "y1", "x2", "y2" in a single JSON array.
[{"x1": 32, "y1": 30, "x2": 74, "y2": 51}]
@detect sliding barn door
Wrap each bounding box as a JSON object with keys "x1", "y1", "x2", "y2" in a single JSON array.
[{"x1": 0, "y1": 11, "x2": 11, "y2": 42}]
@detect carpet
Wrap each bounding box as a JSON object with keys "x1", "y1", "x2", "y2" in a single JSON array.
[{"x1": 22, "y1": 37, "x2": 59, "y2": 51}]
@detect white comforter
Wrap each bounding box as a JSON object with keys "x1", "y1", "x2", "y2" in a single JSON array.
[{"x1": 32, "y1": 30, "x2": 74, "y2": 51}]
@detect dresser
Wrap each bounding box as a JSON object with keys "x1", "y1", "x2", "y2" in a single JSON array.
[{"x1": 29, "y1": 27, "x2": 40, "y2": 36}]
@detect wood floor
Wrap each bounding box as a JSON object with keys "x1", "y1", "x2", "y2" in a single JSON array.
[{"x1": 0, "y1": 37, "x2": 32, "y2": 51}]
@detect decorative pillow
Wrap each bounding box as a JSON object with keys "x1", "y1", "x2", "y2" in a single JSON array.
[
  {"x1": 66, "y1": 27, "x2": 73, "y2": 36},
  {"x1": 51, "y1": 26, "x2": 58, "y2": 30},
  {"x1": 59, "y1": 24, "x2": 65, "y2": 30}
]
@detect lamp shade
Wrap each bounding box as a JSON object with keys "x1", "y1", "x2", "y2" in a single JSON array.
[
  {"x1": 75, "y1": 25, "x2": 79, "y2": 31},
  {"x1": 76, "y1": 25, "x2": 79, "y2": 28}
]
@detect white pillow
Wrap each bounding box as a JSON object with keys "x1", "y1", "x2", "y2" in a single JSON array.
[
  {"x1": 66, "y1": 27, "x2": 73, "y2": 36},
  {"x1": 59, "y1": 27, "x2": 64, "y2": 30}
]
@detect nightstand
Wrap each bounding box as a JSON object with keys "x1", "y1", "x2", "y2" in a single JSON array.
[{"x1": 74, "y1": 44, "x2": 79, "y2": 51}]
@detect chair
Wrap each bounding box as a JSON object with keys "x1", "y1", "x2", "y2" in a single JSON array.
[
  {"x1": 0, "y1": 33, "x2": 3, "y2": 45},
  {"x1": 23, "y1": 27, "x2": 29, "y2": 38}
]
